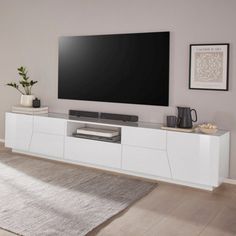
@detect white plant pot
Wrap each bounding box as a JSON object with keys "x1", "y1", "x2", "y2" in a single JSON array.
[{"x1": 20, "y1": 95, "x2": 35, "y2": 107}]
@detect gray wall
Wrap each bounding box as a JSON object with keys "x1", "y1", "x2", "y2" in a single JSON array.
[{"x1": 0, "y1": 0, "x2": 236, "y2": 178}]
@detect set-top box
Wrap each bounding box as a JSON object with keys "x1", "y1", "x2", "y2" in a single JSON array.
[{"x1": 76, "y1": 127, "x2": 119, "y2": 138}]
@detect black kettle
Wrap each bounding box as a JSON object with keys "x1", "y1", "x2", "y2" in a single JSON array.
[{"x1": 177, "y1": 107, "x2": 197, "y2": 129}]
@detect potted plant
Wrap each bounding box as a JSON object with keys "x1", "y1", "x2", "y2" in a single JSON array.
[{"x1": 7, "y1": 66, "x2": 38, "y2": 107}]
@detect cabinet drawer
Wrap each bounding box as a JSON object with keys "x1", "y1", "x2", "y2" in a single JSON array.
[
  {"x1": 64, "y1": 137, "x2": 122, "y2": 169},
  {"x1": 122, "y1": 127, "x2": 166, "y2": 150},
  {"x1": 30, "y1": 133, "x2": 64, "y2": 158},
  {"x1": 122, "y1": 145, "x2": 171, "y2": 178},
  {"x1": 33, "y1": 116, "x2": 65, "y2": 135}
]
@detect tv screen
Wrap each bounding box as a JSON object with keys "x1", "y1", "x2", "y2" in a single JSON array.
[{"x1": 58, "y1": 32, "x2": 169, "y2": 106}]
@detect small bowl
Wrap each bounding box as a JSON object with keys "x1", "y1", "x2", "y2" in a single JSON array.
[{"x1": 199, "y1": 127, "x2": 218, "y2": 134}]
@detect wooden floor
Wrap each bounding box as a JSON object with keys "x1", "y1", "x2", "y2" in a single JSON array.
[{"x1": 1, "y1": 143, "x2": 236, "y2": 236}]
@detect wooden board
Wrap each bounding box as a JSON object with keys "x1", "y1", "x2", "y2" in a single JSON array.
[{"x1": 161, "y1": 126, "x2": 195, "y2": 133}]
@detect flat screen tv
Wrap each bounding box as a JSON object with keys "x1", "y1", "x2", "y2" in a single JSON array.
[{"x1": 58, "y1": 31, "x2": 169, "y2": 106}]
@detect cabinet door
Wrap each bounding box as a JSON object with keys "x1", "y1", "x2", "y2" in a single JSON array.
[
  {"x1": 167, "y1": 131, "x2": 219, "y2": 186},
  {"x1": 122, "y1": 145, "x2": 171, "y2": 178},
  {"x1": 30, "y1": 133, "x2": 64, "y2": 158},
  {"x1": 5, "y1": 113, "x2": 33, "y2": 151}
]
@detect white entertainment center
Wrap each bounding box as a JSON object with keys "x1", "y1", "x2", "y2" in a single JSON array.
[{"x1": 5, "y1": 112, "x2": 230, "y2": 190}]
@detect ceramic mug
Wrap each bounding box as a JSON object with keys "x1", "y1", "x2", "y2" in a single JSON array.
[{"x1": 167, "y1": 116, "x2": 177, "y2": 128}]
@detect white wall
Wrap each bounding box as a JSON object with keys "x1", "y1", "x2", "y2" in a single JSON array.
[{"x1": 0, "y1": 0, "x2": 236, "y2": 178}]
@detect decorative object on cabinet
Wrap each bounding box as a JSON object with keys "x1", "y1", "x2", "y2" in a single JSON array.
[
  {"x1": 177, "y1": 107, "x2": 197, "y2": 128},
  {"x1": 198, "y1": 123, "x2": 218, "y2": 134},
  {"x1": 33, "y1": 98, "x2": 41, "y2": 108},
  {"x1": 20, "y1": 94, "x2": 35, "y2": 107},
  {"x1": 189, "y1": 44, "x2": 229, "y2": 91},
  {"x1": 166, "y1": 116, "x2": 177, "y2": 127},
  {"x1": 6, "y1": 66, "x2": 38, "y2": 106}
]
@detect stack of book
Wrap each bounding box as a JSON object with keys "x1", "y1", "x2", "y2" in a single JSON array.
[{"x1": 12, "y1": 105, "x2": 48, "y2": 115}]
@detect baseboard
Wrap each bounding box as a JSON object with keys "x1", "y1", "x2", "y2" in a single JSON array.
[
  {"x1": 0, "y1": 139, "x2": 5, "y2": 143},
  {"x1": 223, "y1": 178, "x2": 236, "y2": 185}
]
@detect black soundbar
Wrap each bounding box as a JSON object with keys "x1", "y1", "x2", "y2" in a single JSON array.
[
  {"x1": 100, "y1": 112, "x2": 138, "y2": 122},
  {"x1": 68, "y1": 110, "x2": 138, "y2": 122},
  {"x1": 69, "y1": 110, "x2": 99, "y2": 118}
]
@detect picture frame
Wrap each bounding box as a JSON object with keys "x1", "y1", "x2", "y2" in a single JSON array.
[{"x1": 189, "y1": 44, "x2": 229, "y2": 91}]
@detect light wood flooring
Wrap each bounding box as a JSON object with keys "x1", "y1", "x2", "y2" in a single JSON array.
[{"x1": 1, "y1": 143, "x2": 236, "y2": 236}]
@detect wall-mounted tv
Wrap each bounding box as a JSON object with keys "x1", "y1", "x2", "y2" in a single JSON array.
[{"x1": 58, "y1": 31, "x2": 170, "y2": 106}]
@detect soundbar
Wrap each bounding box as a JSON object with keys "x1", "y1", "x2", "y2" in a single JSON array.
[
  {"x1": 100, "y1": 112, "x2": 138, "y2": 122},
  {"x1": 68, "y1": 110, "x2": 138, "y2": 122},
  {"x1": 69, "y1": 110, "x2": 99, "y2": 118}
]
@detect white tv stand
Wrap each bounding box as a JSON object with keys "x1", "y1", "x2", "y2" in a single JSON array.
[{"x1": 5, "y1": 112, "x2": 230, "y2": 191}]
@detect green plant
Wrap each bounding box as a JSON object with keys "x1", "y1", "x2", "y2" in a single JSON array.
[{"x1": 6, "y1": 66, "x2": 38, "y2": 95}]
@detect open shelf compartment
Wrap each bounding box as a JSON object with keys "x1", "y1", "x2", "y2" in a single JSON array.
[{"x1": 67, "y1": 121, "x2": 121, "y2": 144}]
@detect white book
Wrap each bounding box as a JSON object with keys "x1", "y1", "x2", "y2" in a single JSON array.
[
  {"x1": 12, "y1": 110, "x2": 48, "y2": 115},
  {"x1": 76, "y1": 127, "x2": 119, "y2": 138},
  {"x1": 12, "y1": 105, "x2": 48, "y2": 112},
  {"x1": 12, "y1": 105, "x2": 48, "y2": 111}
]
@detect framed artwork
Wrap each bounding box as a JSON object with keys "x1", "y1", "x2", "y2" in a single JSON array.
[{"x1": 189, "y1": 44, "x2": 229, "y2": 91}]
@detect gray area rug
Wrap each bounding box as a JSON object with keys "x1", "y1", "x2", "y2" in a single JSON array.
[{"x1": 0, "y1": 150, "x2": 155, "y2": 236}]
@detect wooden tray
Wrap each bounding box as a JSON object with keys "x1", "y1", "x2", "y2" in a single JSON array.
[{"x1": 161, "y1": 126, "x2": 196, "y2": 133}]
